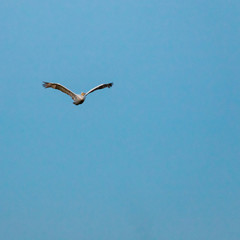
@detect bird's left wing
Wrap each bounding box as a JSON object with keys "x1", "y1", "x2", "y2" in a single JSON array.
[
  {"x1": 42, "y1": 82, "x2": 77, "y2": 100},
  {"x1": 85, "y1": 83, "x2": 113, "y2": 96}
]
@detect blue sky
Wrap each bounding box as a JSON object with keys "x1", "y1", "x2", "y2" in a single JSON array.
[{"x1": 1, "y1": 0, "x2": 240, "y2": 239}]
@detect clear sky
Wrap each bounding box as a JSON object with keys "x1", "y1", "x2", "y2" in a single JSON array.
[{"x1": 1, "y1": 0, "x2": 240, "y2": 239}]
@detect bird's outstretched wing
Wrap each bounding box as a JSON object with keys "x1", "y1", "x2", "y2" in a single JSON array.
[
  {"x1": 42, "y1": 82, "x2": 77, "y2": 100},
  {"x1": 85, "y1": 83, "x2": 113, "y2": 96}
]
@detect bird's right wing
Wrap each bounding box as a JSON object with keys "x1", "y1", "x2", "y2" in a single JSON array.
[
  {"x1": 42, "y1": 82, "x2": 77, "y2": 100},
  {"x1": 85, "y1": 82, "x2": 113, "y2": 96}
]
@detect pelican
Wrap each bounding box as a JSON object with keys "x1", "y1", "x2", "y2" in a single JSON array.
[{"x1": 43, "y1": 82, "x2": 113, "y2": 105}]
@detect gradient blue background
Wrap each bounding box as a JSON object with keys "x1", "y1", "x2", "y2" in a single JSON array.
[{"x1": 1, "y1": 1, "x2": 240, "y2": 239}]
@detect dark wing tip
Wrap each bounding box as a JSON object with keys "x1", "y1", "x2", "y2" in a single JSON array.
[
  {"x1": 42, "y1": 82, "x2": 50, "y2": 88},
  {"x1": 108, "y1": 82, "x2": 113, "y2": 88}
]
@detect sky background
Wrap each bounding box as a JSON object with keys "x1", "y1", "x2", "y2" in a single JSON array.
[{"x1": 0, "y1": 0, "x2": 240, "y2": 239}]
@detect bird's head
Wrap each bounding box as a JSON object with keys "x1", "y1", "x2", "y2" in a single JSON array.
[{"x1": 81, "y1": 92, "x2": 86, "y2": 96}]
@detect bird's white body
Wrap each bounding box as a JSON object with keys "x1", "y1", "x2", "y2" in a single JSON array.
[
  {"x1": 43, "y1": 82, "x2": 113, "y2": 105},
  {"x1": 73, "y1": 94, "x2": 86, "y2": 105}
]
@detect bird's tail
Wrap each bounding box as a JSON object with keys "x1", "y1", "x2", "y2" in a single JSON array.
[{"x1": 108, "y1": 83, "x2": 113, "y2": 88}]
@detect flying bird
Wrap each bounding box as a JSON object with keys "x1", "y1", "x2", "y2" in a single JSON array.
[{"x1": 43, "y1": 82, "x2": 113, "y2": 105}]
